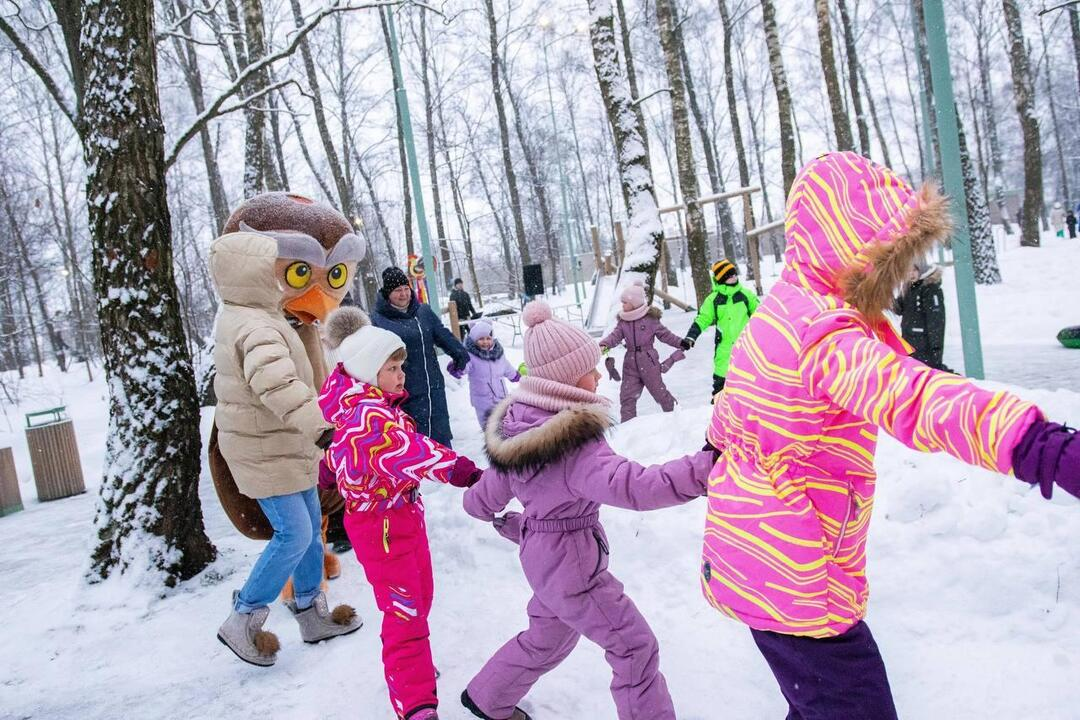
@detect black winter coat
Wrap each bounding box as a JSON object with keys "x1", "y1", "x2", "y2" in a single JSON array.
[
  {"x1": 449, "y1": 287, "x2": 478, "y2": 320},
  {"x1": 894, "y1": 278, "x2": 948, "y2": 370},
  {"x1": 372, "y1": 295, "x2": 470, "y2": 447}
]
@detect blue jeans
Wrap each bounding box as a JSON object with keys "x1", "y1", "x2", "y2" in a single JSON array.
[{"x1": 235, "y1": 487, "x2": 323, "y2": 613}]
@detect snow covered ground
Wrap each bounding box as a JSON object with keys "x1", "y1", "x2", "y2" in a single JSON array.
[{"x1": 1, "y1": 236, "x2": 1078, "y2": 719}]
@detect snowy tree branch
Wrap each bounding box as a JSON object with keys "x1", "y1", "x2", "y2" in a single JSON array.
[
  {"x1": 164, "y1": 0, "x2": 404, "y2": 170},
  {"x1": 154, "y1": 0, "x2": 222, "y2": 42},
  {"x1": 0, "y1": 14, "x2": 76, "y2": 129},
  {"x1": 631, "y1": 87, "x2": 671, "y2": 106},
  {"x1": 1038, "y1": 0, "x2": 1080, "y2": 15}
]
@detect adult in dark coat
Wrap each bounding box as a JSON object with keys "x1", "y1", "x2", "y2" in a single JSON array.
[
  {"x1": 449, "y1": 278, "x2": 481, "y2": 339},
  {"x1": 1066, "y1": 209, "x2": 1077, "y2": 239},
  {"x1": 372, "y1": 267, "x2": 470, "y2": 447},
  {"x1": 894, "y1": 262, "x2": 953, "y2": 373}
]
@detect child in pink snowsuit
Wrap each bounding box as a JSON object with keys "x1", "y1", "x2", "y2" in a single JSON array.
[
  {"x1": 599, "y1": 281, "x2": 684, "y2": 422},
  {"x1": 702, "y1": 152, "x2": 1080, "y2": 719},
  {"x1": 319, "y1": 307, "x2": 482, "y2": 720},
  {"x1": 464, "y1": 320, "x2": 520, "y2": 428},
  {"x1": 460, "y1": 301, "x2": 716, "y2": 720}
]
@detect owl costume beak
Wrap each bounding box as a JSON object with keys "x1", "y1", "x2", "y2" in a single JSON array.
[{"x1": 285, "y1": 285, "x2": 337, "y2": 324}]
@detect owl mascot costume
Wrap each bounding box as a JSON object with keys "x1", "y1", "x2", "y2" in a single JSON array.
[{"x1": 209, "y1": 192, "x2": 364, "y2": 627}]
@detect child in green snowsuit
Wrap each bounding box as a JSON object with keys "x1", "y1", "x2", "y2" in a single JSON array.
[{"x1": 680, "y1": 259, "x2": 759, "y2": 396}]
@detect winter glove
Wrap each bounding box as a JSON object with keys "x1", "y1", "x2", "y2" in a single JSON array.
[
  {"x1": 446, "y1": 360, "x2": 466, "y2": 380},
  {"x1": 659, "y1": 349, "x2": 685, "y2": 374},
  {"x1": 1011, "y1": 420, "x2": 1080, "y2": 500},
  {"x1": 702, "y1": 437, "x2": 723, "y2": 463},
  {"x1": 517, "y1": 362, "x2": 528, "y2": 377},
  {"x1": 449, "y1": 455, "x2": 483, "y2": 488},
  {"x1": 315, "y1": 427, "x2": 336, "y2": 451},
  {"x1": 509, "y1": 372, "x2": 521, "y2": 383},
  {"x1": 605, "y1": 356, "x2": 621, "y2": 382},
  {"x1": 599, "y1": 344, "x2": 609, "y2": 355},
  {"x1": 493, "y1": 511, "x2": 523, "y2": 544},
  {"x1": 318, "y1": 456, "x2": 336, "y2": 491},
  {"x1": 679, "y1": 337, "x2": 694, "y2": 351}
]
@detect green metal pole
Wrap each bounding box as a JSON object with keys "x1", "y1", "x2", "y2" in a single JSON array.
[
  {"x1": 922, "y1": 0, "x2": 985, "y2": 379},
  {"x1": 541, "y1": 37, "x2": 582, "y2": 306},
  {"x1": 385, "y1": 7, "x2": 439, "y2": 311}
]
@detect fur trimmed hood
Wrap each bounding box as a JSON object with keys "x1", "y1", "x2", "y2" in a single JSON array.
[
  {"x1": 484, "y1": 397, "x2": 613, "y2": 476},
  {"x1": 782, "y1": 152, "x2": 953, "y2": 320}
]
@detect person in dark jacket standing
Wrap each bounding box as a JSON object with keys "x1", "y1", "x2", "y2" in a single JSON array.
[
  {"x1": 371, "y1": 267, "x2": 470, "y2": 447},
  {"x1": 1066, "y1": 209, "x2": 1077, "y2": 239},
  {"x1": 449, "y1": 278, "x2": 481, "y2": 339},
  {"x1": 894, "y1": 261, "x2": 953, "y2": 373}
]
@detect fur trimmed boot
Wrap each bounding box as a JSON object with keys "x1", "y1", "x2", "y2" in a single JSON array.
[
  {"x1": 217, "y1": 606, "x2": 280, "y2": 667},
  {"x1": 461, "y1": 690, "x2": 531, "y2": 720},
  {"x1": 287, "y1": 591, "x2": 362, "y2": 643}
]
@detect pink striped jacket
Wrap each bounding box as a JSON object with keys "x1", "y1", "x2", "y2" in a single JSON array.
[{"x1": 701, "y1": 153, "x2": 1041, "y2": 637}]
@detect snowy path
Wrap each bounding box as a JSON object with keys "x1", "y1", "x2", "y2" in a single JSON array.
[{"x1": 1, "y1": 238, "x2": 1078, "y2": 719}]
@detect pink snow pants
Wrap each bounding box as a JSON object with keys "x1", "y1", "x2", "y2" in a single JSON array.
[{"x1": 346, "y1": 501, "x2": 437, "y2": 719}]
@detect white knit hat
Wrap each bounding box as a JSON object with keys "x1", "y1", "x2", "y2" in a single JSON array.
[{"x1": 325, "y1": 307, "x2": 405, "y2": 386}]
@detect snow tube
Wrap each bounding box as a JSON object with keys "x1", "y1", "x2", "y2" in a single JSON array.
[{"x1": 1057, "y1": 326, "x2": 1080, "y2": 349}]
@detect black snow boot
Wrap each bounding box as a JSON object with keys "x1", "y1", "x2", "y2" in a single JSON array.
[{"x1": 461, "y1": 690, "x2": 532, "y2": 720}]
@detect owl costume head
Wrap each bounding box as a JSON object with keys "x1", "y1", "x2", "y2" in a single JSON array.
[{"x1": 220, "y1": 192, "x2": 367, "y2": 324}]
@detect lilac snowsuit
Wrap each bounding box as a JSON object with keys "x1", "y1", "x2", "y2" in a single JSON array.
[
  {"x1": 600, "y1": 309, "x2": 683, "y2": 422},
  {"x1": 463, "y1": 399, "x2": 715, "y2": 720},
  {"x1": 465, "y1": 341, "x2": 519, "y2": 428}
]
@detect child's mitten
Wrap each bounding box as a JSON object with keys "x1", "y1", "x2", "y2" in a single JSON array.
[
  {"x1": 446, "y1": 360, "x2": 466, "y2": 379},
  {"x1": 1012, "y1": 421, "x2": 1080, "y2": 499},
  {"x1": 679, "y1": 337, "x2": 694, "y2": 351},
  {"x1": 449, "y1": 456, "x2": 483, "y2": 488},
  {"x1": 517, "y1": 362, "x2": 528, "y2": 377},
  {"x1": 605, "y1": 356, "x2": 621, "y2": 382},
  {"x1": 493, "y1": 511, "x2": 523, "y2": 544},
  {"x1": 316, "y1": 427, "x2": 335, "y2": 450},
  {"x1": 660, "y1": 349, "x2": 685, "y2": 373},
  {"x1": 318, "y1": 456, "x2": 336, "y2": 491},
  {"x1": 510, "y1": 372, "x2": 521, "y2": 383}
]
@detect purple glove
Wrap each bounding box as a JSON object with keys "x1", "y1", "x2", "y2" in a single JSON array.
[
  {"x1": 660, "y1": 349, "x2": 686, "y2": 374},
  {"x1": 605, "y1": 356, "x2": 621, "y2": 382},
  {"x1": 449, "y1": 455, "x2": 482, "y2": 488},
  {"x1": 509, "y1": 372, "x2": 521, "y2": 383},
  {"x1": 493, "y1": 511, "x2": 523, "y2": 544},
  {"x1": 1011, "y1": 420, "x2": 1080, "y2": 500},
  {"x1": 318, "y1": 456, "x2": 336, "y2": 491},
  {"x1": 447, "y1": 360, "x2": 465, "y2": 379}
]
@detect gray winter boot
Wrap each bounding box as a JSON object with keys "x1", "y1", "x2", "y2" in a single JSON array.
[
  {"x1": 287, "y1": 591, "x2": 362, "y2": 643},
  {"x1": 217, "y1": 606, "x2": 280, "y2": 667}
]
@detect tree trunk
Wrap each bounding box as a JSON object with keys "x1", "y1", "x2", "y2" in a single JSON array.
[
  {"x1": 169, "y1": 0, "x2": 230, "y2": 231},
  {"x1": 912, "y1": 0, "x2": 940, "y2": 176},
  {"x1": 654, "y1": 0, "x2": 710, "y2": 302},
  {"x1": 674, "y1": 7, "x2": 737, "y2": 262},
  {"x1": 814, "y1": 0, "x2": 854, "y2": 151},
  {"x1": 472, "y1": 149, "x2": 518, "y2": 295},
  {"x1": 958, "y1": 113, "x2": 1001, "y2": 285},
  {"x1": 501, "y1": 64, "x2": 560, "y2": 290},
  {"x1": 70, "y1": 0, "x2": 216, "y2": 584},
  {"x1": 279, "y1": 90, "x2": 336, "y2": 203},
  {"x1": 886, "y1": 2, "x2": 925, "y2": 179},
  {"x1": 354, "y1": 153, "x2": 399, "y2": 269},
  {"x1": 1039, "y1": 20, "x2": 1070, "y2": 205},
  {"x1": 836, "y1": 0, "x2": 871, "y2": 156},
  {"x1": 483, "y1": 0, "x2": 532, "y2": 267},
  {"x1": 560, "y1": 73, "x2": 596, "y2": 227},
  {"x1": 417, "y1": 12, "x2": 453, "y2": 290},
  {"x1": 240, "y1": 0, "x2": 280, "y2": 194},
  {"x1": 614, "y1": 0, "x2": 651, "y2": 164},
  {"x1": 761, "y1": 0, "x2": 797, "y2": 196},
  {"x1": 15, "y1": 268, "x2": 43, "y2": 377},
  {"x1": 974, "y1": 15, "x2": 1011, "y2": 235},
  {"x1": 1071, "y1": 7, "x2": 1080, "y2": 98},
  {"x1": 587, "y1": 0, "x2": 666, "y2": 297},
  {"x1": 288, "y1": 0, "x2": 378, "y2": 303},
  {"x1": 857, "y1": 64, "x2": 892, "y2": 168},
  {"x1": 1001, "y1": 0, "x2": 1043, "y2": 247}
]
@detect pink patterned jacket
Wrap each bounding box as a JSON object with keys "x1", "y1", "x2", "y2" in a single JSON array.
[
  {"x1": 701, "y1": 153, "x2": 1042, "y2": 637},
  {"x1": 319, "y1": 364, "x2": 458, "y2": 514}
]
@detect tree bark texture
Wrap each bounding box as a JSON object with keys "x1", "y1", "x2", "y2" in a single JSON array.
[
  {"x1": 1001, "y1": 0, "x2": 1043, "y2": 247},
  {"x1": 761, "y1": 0, "x2": 797, "y2": 196},
  {"x1": 836, "y1": 0, "x2": 871, "y2": 156},
  {"x1": 417, "y1": 13, "x2": 453, "y2": 290},
  {"x1": 814, "y1": 0, "x2": 854, "y2": 151},
  {"x1": 957, "y1": 113, "x2": 1001, "y2": 285}
]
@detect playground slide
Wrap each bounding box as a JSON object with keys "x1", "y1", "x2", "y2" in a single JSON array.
[{"x1": 585, "y1": 270, "x2": 621, "y2": 337}]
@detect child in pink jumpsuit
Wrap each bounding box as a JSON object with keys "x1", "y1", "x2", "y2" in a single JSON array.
[{"x1": 320, "y1": 307, "x2": 482, "y2": 720}]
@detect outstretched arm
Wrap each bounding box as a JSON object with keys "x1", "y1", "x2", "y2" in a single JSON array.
[
  {"x1": 463, "y1": 468, "x2": 515, "y2": 521},
  {"x1": 801, "y1": 309, "x2": 1040, "y2": 474},
  {"x1": 566, "y1": 440, "x2": 716, "y2": 510},
  {"x1": 331, "y1": 404, "x2": 458, "y2": 485}
]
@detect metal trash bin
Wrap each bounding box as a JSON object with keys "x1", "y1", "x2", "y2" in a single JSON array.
[
  {"x1": 0, "y1": 447, "x2": 22, "y2": 516},
  {"x1": 25, "y1": 407, "x2": 86, "y2": 501}
]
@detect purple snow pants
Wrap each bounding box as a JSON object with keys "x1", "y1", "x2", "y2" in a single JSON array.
[
  {"x1": 466, "y1": 521, "x2": 674, "y2": 720},
  {"x1": 750, "y1": 620, "x2": 898, "y2": 720},
  {"x1": 619, "y1": 352, "x2": 675, "y2": 423}
]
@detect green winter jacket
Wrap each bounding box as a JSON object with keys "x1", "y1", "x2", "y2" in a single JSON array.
[{"x1": 685, "y1": 279, "x2": 759, "y2": 377}]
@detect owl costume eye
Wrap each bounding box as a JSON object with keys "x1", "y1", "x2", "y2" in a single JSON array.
[
  {"x1": 284, "y1": 262, "x2": 312, "y2": 289},
  {"x1": 327, "y1": 263, "x2": 348, "y2": 289}
]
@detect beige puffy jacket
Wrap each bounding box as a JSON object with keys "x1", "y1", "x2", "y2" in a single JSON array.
[{"x1": 210, "y1": 232, "x2": 332, "y2": 499}]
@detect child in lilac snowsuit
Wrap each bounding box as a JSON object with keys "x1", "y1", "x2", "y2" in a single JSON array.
[
  {"x1": 599, "y1": 282, "x2": 684, "y2": 422},
  {"x1": 459, "y1": 300, "x2": 716, "y2": 720},
  {"x1": 463, "y1": 320, "x2": 520, "y2": 429}
]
